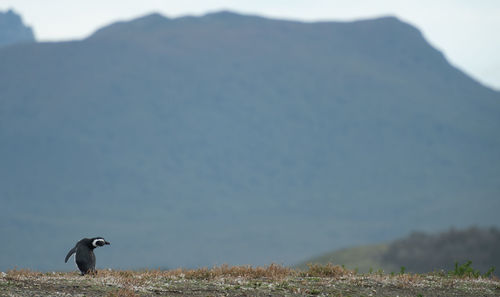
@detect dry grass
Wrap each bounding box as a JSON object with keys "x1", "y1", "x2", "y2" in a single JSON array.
[
  {"x1": 2, "y1": 264, "x2": 499, "y2": 297},
  {"x1": 4, "y1": 268, "x2": 45, "y2": 280},
  {"x1": 179, "y1": 263, "x2": 293, "y2": 279},
  {"x1": 301, "y1": 263, "x2": 354, "y2": 278},
  {"x1": 93, "y1": 263, "x2": 348, "y2": 282}
]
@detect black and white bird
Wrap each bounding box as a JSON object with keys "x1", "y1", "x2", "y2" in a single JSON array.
[{"x1": 65, "y1": 237, "x2": 110, "y2": 275}]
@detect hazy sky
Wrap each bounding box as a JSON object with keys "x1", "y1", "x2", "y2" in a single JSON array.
[{"x1": 2, "y1": 0, "x2": 499, "y2": 90}]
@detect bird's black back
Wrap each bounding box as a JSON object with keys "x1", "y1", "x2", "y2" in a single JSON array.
[
  {"x1": 75, "y1": 243, "x2": 96, "y2": 274},
  {"x1": 71, "y1": 238, "x2": 96, "y2": 275}
]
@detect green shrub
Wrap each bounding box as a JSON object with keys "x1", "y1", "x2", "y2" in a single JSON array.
[{"x1": 449, "y1": 261, "x2": 495, "y2": 278}]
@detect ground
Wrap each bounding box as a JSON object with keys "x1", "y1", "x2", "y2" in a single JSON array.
[{"x1": 1, "y1": 264, "x2": 499, "y2": 296}]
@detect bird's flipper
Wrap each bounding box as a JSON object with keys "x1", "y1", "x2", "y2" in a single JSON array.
[{"x1": 64, "y1": 246, "x2": 76, "y2": 263}]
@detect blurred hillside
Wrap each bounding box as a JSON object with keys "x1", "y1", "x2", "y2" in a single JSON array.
[
  {"x1": 0, "y1": 11, "x2": 499, "y2": 271},
  {"x1": 0, "y1": 9, "x2": 35, "y2": 47},
  {"x1": 297, "y1": 227, "x2": 500, "y2": 274}
]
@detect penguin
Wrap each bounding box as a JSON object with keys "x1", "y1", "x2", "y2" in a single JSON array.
[{"x1": 65, "y1": 237, "x2": 110, "y2": 275}]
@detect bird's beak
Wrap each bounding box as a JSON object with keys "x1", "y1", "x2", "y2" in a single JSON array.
[{"x1": 105, "y1": 241, "x2": 110, "y2": 245}]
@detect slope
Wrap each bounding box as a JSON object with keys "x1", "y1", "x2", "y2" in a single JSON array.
[{"x1": 296, "y1": 227, "x2": 500, "y2": 274}]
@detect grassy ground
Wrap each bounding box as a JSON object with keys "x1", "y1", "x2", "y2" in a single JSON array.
[{"x1": 1, "y1": 264, "x2": 499, "y2": 297}]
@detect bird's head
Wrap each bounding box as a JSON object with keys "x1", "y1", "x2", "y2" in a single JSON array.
[{"x1": 91, "y1": 237, "x2": 111, "y2": 248}]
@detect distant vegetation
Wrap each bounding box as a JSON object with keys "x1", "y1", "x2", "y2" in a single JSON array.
[
  {"x1": 299, "y1": 227, "x2": 500, "y2": 274},
  {"x1": 382, "y1": 226, "x2": 500, "y2": 273}
]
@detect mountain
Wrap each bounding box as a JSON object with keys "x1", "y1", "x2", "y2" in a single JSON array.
[
  {"x1": 0, "y1": 11, "x2": 499, "y2": 271},
  {"x1": 0, "y1": 9, "x2": 35, "y2": 47},
  {"x1": 297, "y1": 226, "x2": 500, "y2": 274}
]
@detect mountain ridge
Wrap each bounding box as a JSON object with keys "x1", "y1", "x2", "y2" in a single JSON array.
[
  {"x1": 0, "y1": 9, "x2": 35, "y2": 47},
  {"x1": 89, "y1": 11, "x2": 497, "y2": 98}
]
